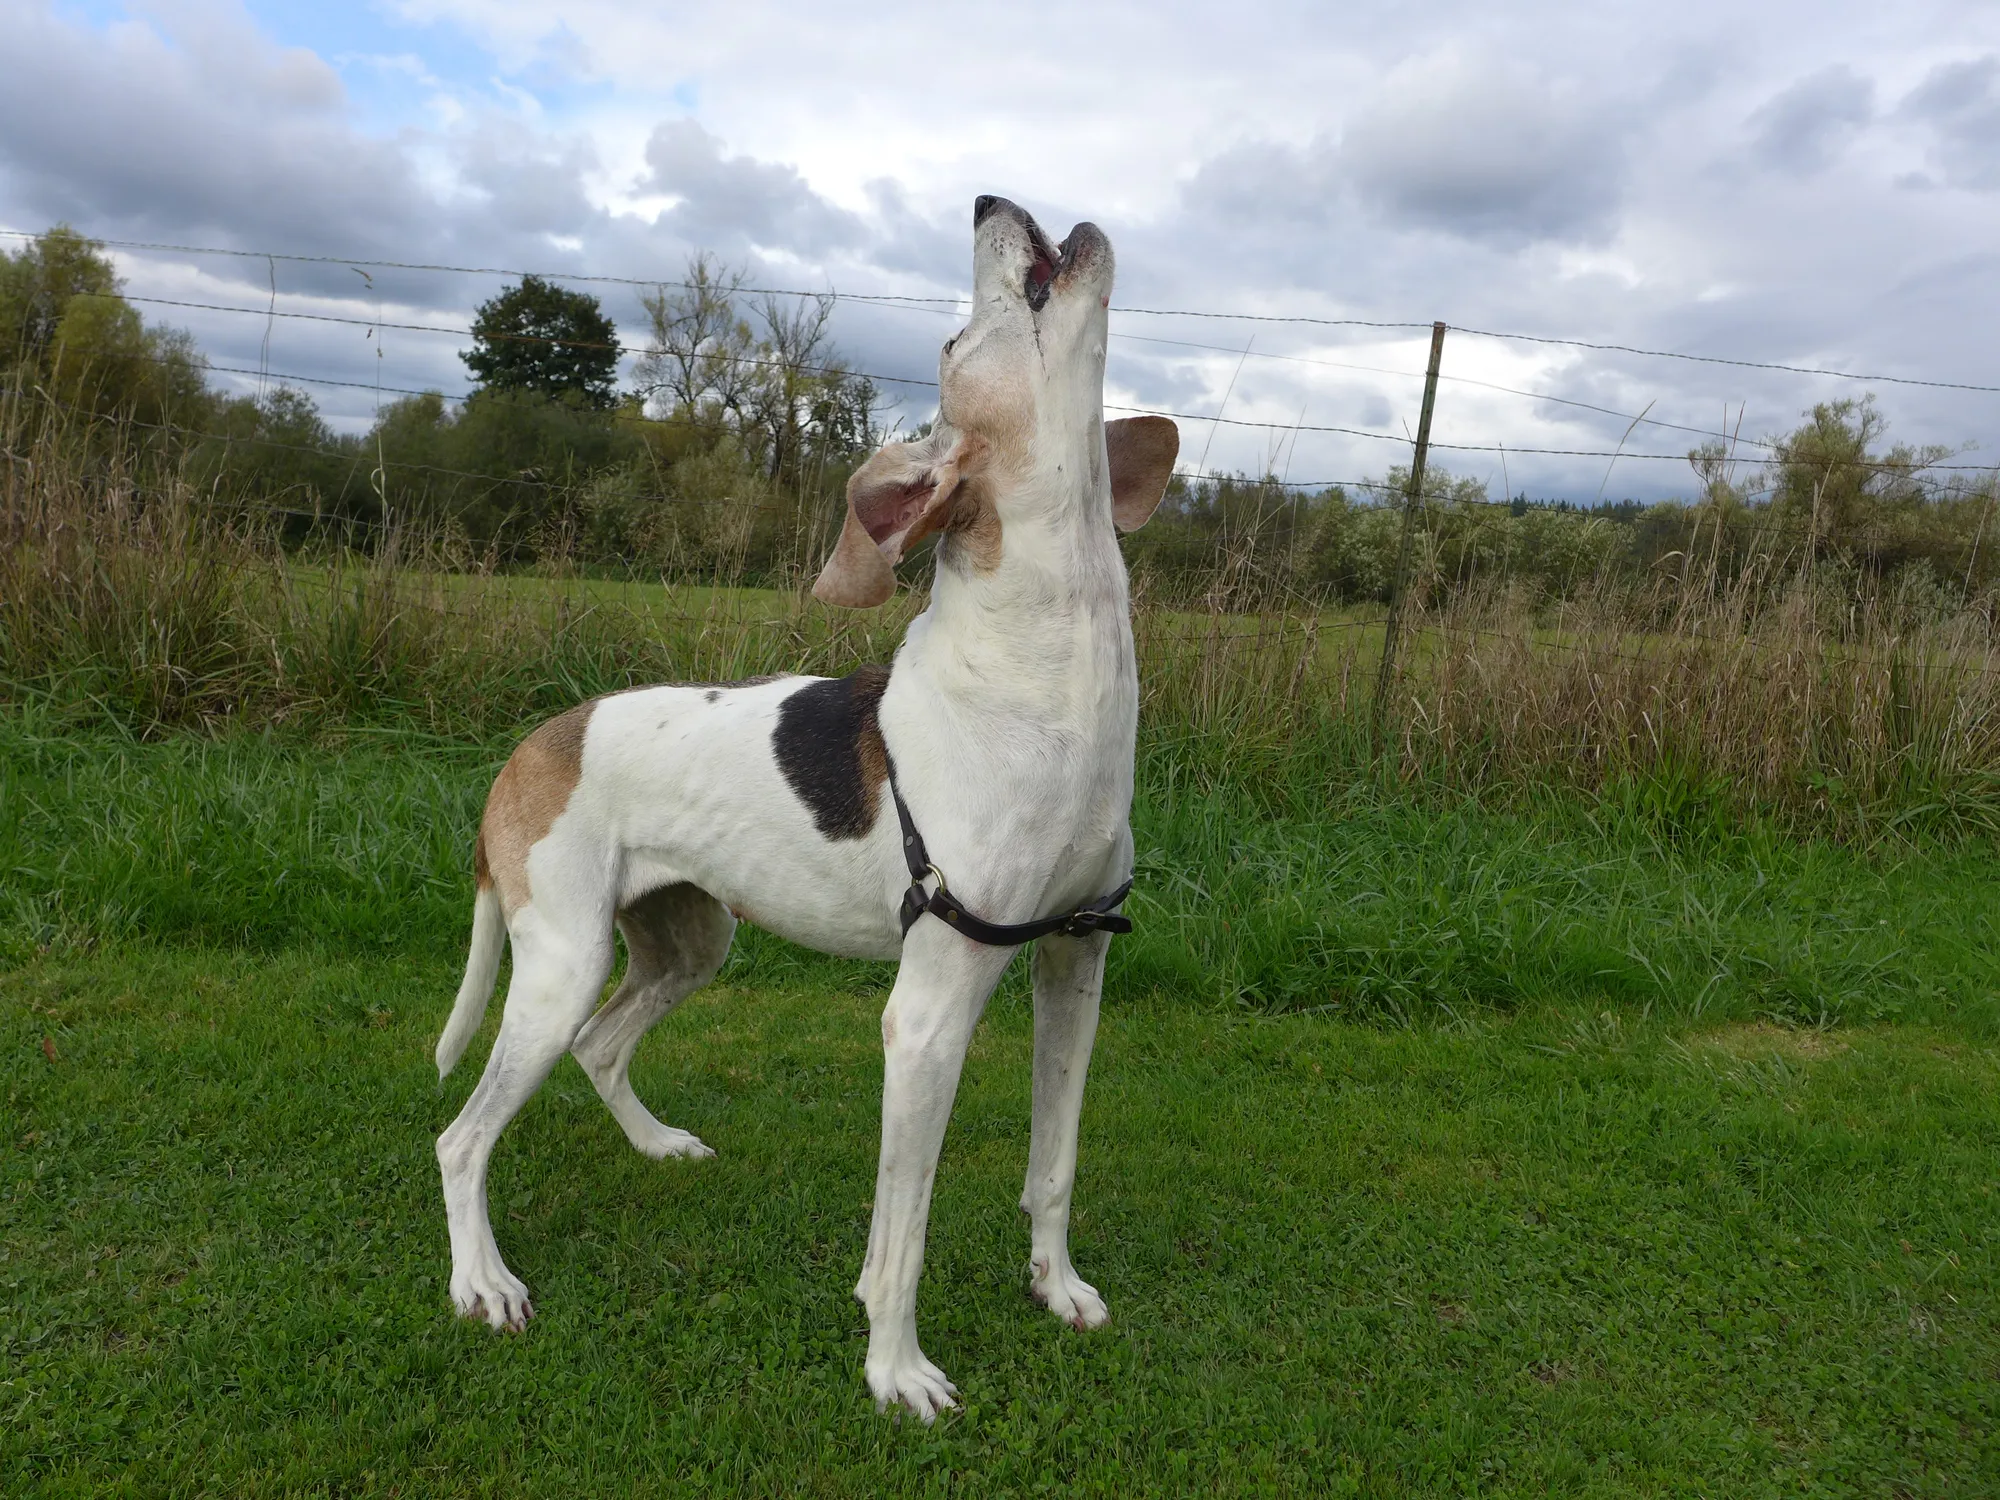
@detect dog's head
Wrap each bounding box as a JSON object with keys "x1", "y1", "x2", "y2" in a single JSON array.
[{"x1": 814, "y1": 197, "x2": 1179, "y2": 608}]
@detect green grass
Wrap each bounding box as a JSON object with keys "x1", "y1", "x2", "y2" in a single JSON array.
[
  {"x1": 286, "y1": 565, "x2": 800, "y2": 622},
  {"x1": 3, "y1": 711, "x2": 1995, "y2": 1031},
  {"x1": 4, "y1": 714, "x2": 2000, "y2": 1493},
  {"x1": 6, "y1": 948, "x2": 1998, "y2": 1496}
]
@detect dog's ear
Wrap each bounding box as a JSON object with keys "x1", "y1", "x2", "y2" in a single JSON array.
[
  {"x1": 813, "y1": 426, "x2": 981, "y2": 607},
  {"x1": 1105, "y1": 416, "x2": 1180, "y2": 531}
]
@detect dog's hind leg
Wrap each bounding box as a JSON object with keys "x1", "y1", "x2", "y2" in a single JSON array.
[
  {"x1": 1020, "y1": 929, "x2": 1112, "y2": 1332},
  {"x1": 436, "y1": 911, "x2": 614, "y2": 1331},
  {"x1": 571, "y1": 883, "x2": 735, "y2": 1160}
]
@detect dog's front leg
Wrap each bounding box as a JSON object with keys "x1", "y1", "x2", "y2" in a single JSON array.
[
  {"x1": 1021, "y1": 929, "x2": 1113, "y2": 1331},
  {"x1": 856, "y1": 926, "x2": 1012, "y2": 1422}
]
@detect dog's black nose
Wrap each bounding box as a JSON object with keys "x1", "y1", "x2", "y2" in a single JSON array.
[{"x1": 974, "y1": 195, "x2": 1000, "y2": 227}]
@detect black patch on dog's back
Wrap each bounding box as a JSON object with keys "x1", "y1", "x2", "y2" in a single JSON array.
[{"x1": 773, "y1": 666, "x2": 891, "y2": 840}]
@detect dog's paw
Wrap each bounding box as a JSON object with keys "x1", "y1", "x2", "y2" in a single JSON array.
[
  {"x1": 634, "y1": 1123, "x2": 716, "y2": 1161},
  {"x1": 451, "y1": 1259, "x2": 534, "y2": 1332},
  {"x1": 1028, "y1": 1255, "x2": 1109, "y2": 1332},
  {"x1": 865, "y1": 1349, "x2": 958, "y2": 1424}
]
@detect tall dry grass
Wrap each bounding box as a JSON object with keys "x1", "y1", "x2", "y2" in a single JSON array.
[
  {"x1": 5, "y1": 405, "x2": 1999, "y2": 839},
  {"x1": 0, "y1": 404, "x2": 915, "y2": 735},
  {"x1": 1399, "y1": 578, "x2": 2000, "y2": 836}
]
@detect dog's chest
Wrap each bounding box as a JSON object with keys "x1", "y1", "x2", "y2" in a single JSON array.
[{"x1": 881, "y1": 654, "x2": 1135, "y2": 908}]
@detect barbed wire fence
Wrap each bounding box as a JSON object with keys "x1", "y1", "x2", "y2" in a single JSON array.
[{"x1": 4, "y1": 224, "x2": 1998, "y2": 757}]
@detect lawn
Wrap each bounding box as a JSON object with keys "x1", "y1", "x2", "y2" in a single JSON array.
[{"x1": 3, "y1": 719, "x2": 1999, "y2": 1495}]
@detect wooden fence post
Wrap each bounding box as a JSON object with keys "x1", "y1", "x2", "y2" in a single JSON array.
[{"x1": 1372, "y1": 320, "x2": 1448, "y2": 755}]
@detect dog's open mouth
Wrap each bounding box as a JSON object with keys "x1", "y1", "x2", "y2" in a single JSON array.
[{"x1": 1024, "y1": 218, "x2": 1067, "y2": 312}]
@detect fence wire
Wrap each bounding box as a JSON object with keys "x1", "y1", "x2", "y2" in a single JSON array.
[{"x1": 10, "y1": 227, "x2": 1996, "y2": 486}]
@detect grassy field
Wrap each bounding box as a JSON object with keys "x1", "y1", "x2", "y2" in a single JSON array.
[
  {"x1": 7, "y1": 294, "x2": 2000, "y2": 1493},
  {"x1": 6, "y1": 945, "x2": 1999, "y2": 1497},
  {"x1": 6, "y1": 713, "x2": 1996, "y2": 1029},
  {"x1": 10, "y1": 469, "x2": 2000, "y2": 838},
  {"x1": 4, "y1": 718, "x2": 2000, "y2": 1495}
]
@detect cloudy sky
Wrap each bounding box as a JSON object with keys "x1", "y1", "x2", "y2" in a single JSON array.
[{"x1": 4, "y1": 0, "x2": 1997, "y2": 498}]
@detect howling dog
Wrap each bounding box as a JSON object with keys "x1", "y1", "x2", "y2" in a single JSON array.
[{"x1": 434, "y1": 195, "x2": 1178, "y2": 1420}]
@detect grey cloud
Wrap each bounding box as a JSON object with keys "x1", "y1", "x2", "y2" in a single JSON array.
[
  {"x1": 0, "y1": 1, "x2": 421, "y2": 253},
  {"x1": 1900, "y1": 56, "x2": 2000, "y2": 190},
  {"x1": 1107, "y1": 356, "x2": 1227, "y2": 417},
  {"x1": 458, "y1": 122, "x2": 602, "y2": 237},
  {"x1": 640, "y1": 119, "x2": 865, "y2": 256},
  {"x1": 1355, "y1": 394, "x2": 1394, "y2": 431},
  {"x1": 855, "y1": 178, "x2": 962, "y2": 285},
  {"x1": 1746, "y1": 66, "x2": 1873, "y2": 175},
  {"x1": 1177, "y1": 137, "x2": 1342, "y2": 230},
  {"x1": 1334, "y1": 53, "x2": 1627, "y2": 245},
  {"x1": 0, "y1": 2, "x2": 957, "y2": 321},
  {"x1": 1171, "y1": 50, "x2": 1627, "y2": 260},
  {"x1": 0, "y1": 2, "x2": 960, "y2": 430}
]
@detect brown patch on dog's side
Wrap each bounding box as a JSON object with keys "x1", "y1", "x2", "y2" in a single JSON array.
[
  {"x1": 472, "y1": 831, "x2": 492, "y2": 890},
  {"x1": 856, "y1": 682, "x2": 890, "y2": 801},
  {"x1": 480, "y1": 700, "x2": 595, "y2": 913}
]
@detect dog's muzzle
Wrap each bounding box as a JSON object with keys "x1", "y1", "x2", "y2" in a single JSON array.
[{"x1": 975, "y1": 195, "x2": 1106, "y2": 313}]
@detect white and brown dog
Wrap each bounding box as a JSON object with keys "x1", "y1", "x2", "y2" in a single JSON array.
[{"x1": 433, "y1": 195, "x2": 1178, "y2": 1420}]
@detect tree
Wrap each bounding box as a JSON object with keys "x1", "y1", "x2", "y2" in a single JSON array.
[
  {"x1": 1, "y1": 225, "x2": 209, "y2": 426},
  {"x1": 195, "y1": 386, "x2": 372, "y2": 534},
  {"x1": 634, "y1": 258, "x2": 870, "y2": 485},
  {"x1": 1765, "y1": 397, "x2": 1949, "y2": 570},
  {"x1": 747, "y1": 291, "x2": 841, "y2": 484},
  {"x1": 633, "y1": 253, "x2": 755, "y2": 421},
  {"x1": 461, "y1": 275, "x2": 620, "y2": 408},
  {"x1": 0, "y1": 225, "x2": 121, "y2": 368}
]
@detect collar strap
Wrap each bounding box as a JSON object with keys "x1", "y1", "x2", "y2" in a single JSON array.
[{"x1": 887, "y1": 763, "x2": 1133, "y2": 946}]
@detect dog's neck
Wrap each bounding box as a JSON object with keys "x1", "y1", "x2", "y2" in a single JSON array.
[{"x1": 903, "y1": 450, "x2": 1134, "y2": 726}]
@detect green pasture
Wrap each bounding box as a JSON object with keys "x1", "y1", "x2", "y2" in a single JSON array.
[
  {"x1": 3, "y1": 716, "x2": 1998, "y2": 1495},
  {"x1": 269, "y1": 561, "x2": 1386, "y2": 657}
]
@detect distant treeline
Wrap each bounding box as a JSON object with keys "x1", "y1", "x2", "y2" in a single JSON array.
[
  {"x1": 1127, "y1": 417, "x2": 2000, "y2": 619},
  {"x1": 2, "y1": 229, "x2": 879, "y2": 581},
  {"x1": 5, "y1": 225, "x2": 1996, "y2": 610}
]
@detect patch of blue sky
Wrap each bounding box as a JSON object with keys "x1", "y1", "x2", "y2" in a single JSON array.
[
  {"x1": 229, "y1": 1, "x2": 626, "y2": 131},
  {"x1": 54, "y1": 1, "x2": 693, "y2": 153},
  {"x1": 46, "y1": 0, "x2": 131, "y2": 28}
]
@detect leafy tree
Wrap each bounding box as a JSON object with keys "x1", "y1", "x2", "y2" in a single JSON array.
[
  {"x1": 194, "y1": 387, "x2": 372, "y2": 535},
  {"x1": 1766, "y1": 396, "x2": 1950, "y2": 571},
  {"x1": 362, "y1": 386, "x2": 656, "y2": 551},
  {"x1": 462, "y1": 275, "x2": 620, "y2": 409},
  {"x1": 0, "y1": 225, "x2": 121, "y2": 365},
  {"x1": 1, "y1": 225, "x2": 209, "y2": 428}
]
